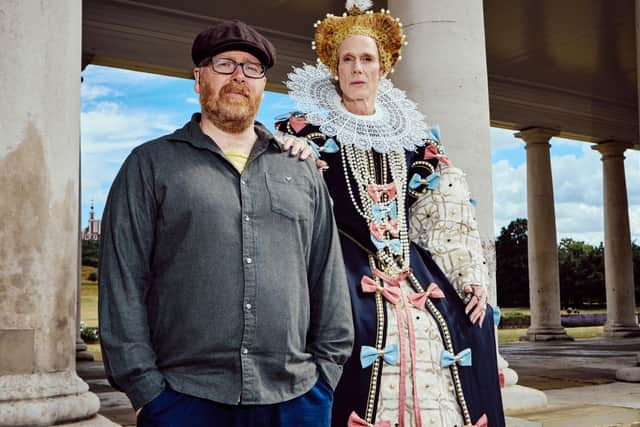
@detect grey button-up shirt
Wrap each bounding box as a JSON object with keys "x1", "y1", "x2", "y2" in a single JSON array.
[{"x1": 99, "y1": 114, "x2": 354, "y2": 410}]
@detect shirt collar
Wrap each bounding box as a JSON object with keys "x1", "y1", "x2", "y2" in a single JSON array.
[{"x1": 168, "y1": 113, "x2": 283, "y2": 154}]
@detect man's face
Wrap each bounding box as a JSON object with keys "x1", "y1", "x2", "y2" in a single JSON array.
[{"x1": 194, "y1": 50, "x2": 266, "y2": 133}]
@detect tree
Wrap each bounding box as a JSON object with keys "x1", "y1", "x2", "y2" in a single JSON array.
[
  {"x1": 557, "y1": 238, "x2": 604, "y2": 308},
  {"x1": 81, "y1": 240, "x2": 100, "y2": 267},
  {"x1": 496, "y1": 218, "x2": 529, "y2": 307}
]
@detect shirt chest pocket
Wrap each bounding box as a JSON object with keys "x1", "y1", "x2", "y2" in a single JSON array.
[{"x1": 265, "y1": 172, "x2": 314, "y2": 221}]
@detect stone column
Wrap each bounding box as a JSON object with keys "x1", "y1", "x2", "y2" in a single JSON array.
[
  {"x1": 615, "y1": 0, "x2": 640, "y2": 382},
  {"x1": 388, "y1": 0, "x2": 494, "y2": 250},
  {"x1": 515, "y1": 128, "x2": 572, "y2": 341},
  {"x1": 592, "y1": 142, "x2": 640, "y2": 338},
  {"x1": 390, "y1": 0, "x2": 546, "y2": 411},
  {"x1": 0, "y1": 1, "x2": 108, "y2": 425}
]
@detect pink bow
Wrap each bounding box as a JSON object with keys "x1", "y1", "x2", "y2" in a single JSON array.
[
  {"x1": 289, "y1": 116, "x2": 308, "y2": 133},
  {"x1": 368, "y1": 219, "x2": 399, "y2": 240},
  {"x1": 499, "y1": 370, "x2": 505, "y2": 388},
  {"x1": 407, "y1": 282, "x2": 446, "y2": 309},
  {"x1": 464, "y1": 414, "x2": 488, "y2": 427},
  {"x1": 361, "y1": 276, "x2": 401, "y2": 304},
  {"x1": 348, "y1": 412, "x2": 391, "y2": 427},
  {"x1": 424, "y1": 144, "x2": 451, "y2": 166},
  {"x1": 367, "y1": 183, "x2": 397, "y2": 203},
  {"x1": 373, "y1": 268, "x2": 412, "y2": 287}
]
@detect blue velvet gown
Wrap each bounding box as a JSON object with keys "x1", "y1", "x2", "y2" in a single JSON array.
[{"x1": 276, "y1": 119, "x2": 505, "y2": 427}]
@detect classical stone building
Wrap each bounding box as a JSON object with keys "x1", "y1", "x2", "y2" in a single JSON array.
[{"x1": 1, "y1": 0, "x2": 638, "y2": 425}]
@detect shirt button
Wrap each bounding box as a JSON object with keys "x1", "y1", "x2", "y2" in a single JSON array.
[
  {"x1": 246, "y1": 257, "x2": 253, "y2": 264},
  {"x1": 240, "y1": 179, "x2": 247, "y2": 185},
  {"x1": 242, "y1": 347, "x2": 249, "y2": 354},
  {"x1": 246, "y1": 303, "x2": 252, "y2": 310},
  {"x1": 244, "y1": 215, "x2": 250, "y2": 222}
]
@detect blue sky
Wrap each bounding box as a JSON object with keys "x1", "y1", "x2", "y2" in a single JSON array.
[{"x1": 80, "y1": 65, "x2": 640, "y2": 244}]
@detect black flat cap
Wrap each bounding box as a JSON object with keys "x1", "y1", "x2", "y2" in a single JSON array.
[{"x1": 191, "y1": 19, "x2": 276, "y2": 69}]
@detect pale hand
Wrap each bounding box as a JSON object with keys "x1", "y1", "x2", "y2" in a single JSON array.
[
  {"x1": 273, "y1": 131, "x2": 328, "y2": 170},
  {"x1": 463, "y1": 284, "x2": 488, "y2": 328}
]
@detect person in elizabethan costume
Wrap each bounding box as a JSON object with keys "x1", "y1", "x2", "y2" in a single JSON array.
[{"x1": 276, "y1": 1, "x2": 506, "y2": 426}]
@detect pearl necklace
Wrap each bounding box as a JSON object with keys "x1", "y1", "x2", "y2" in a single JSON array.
[{"x1": 341, "y1": 144, "x2": 411, "y2": 272}]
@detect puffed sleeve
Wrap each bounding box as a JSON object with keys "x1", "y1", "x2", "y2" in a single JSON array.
[{"x1": 408, "y1": 137, "x2": 490, "y2": 300}]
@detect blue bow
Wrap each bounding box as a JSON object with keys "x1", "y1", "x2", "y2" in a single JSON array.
[
  {"x1": 372, "y1": 200, "x2": 398, "y2": 223},
  {"x1": 428, "y1": 125, "x2": 441, "y2": 142},
  {"x1": 389, "y1": 238, "x2": 402, "y2": 255},
  {"x1": 409, "y1": 173, "x2": 440, "y2": 191},
  {"x1": 441, "y1": 348, "x2": 472, "y2": 368},
  {"x1": 469, "y1": 197, "x2": 477, "y2": 206},
  {"x1": 360, "y1": 344, "x2": 399, "y2": 368},
  {"x1": 426, "y1": 173, "x2": 440, "y2": 190},
  {"x1": 409, "y1": 173, "x2": 424, "y2": 190},
  {"x1": 371, "y1": 235, "x2": 386, "y2": 250},
  {"x1": 493, "y1": 306, "x2": 501, "y2": 327},
  {"x1": 309, "y1": 137, "x2": 339, "y2": 158}
]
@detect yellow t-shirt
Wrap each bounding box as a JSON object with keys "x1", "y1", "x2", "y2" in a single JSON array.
[{"x1": 224, "y1": 151, "x2": 250, "y2": 173}]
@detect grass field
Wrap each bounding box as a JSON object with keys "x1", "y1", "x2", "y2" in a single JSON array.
[
  {"x1": 81, "y1": 266, "x2": 99, "y2": 328},
  {"x1": 498, "y1": 307, "x2": 609, "y2": 342},
  {"x1": 500, "y1": 306, "x2": 612, "y2": 316},
  {"x1": 497, "y1": 326, "x2": 604, "y2": 343}
]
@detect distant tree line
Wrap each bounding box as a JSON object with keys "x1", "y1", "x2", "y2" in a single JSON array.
[
  {"x1": 496, "y1": 218, "x2": 640, "y2": 308},
  {"x1": 81, "y1": 240, "x2": 99, "y2": 268}
]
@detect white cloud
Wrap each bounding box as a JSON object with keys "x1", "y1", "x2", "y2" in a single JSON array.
[
  {"x1": 491, "y1": 140, "x2": 640, "y2": 244},
  {"x1": 551, "y1": 148, "x2": 603, "y2": 206},
  {"x1": 490, "y1": 127, "x2": 520, "y2": 151},
  {"x1": 81, "y1": 102, "x2": 177, "y2": 151},
  {"x1": 186, "y1": 97, "x2": 199, "y2": 105},
  {"x1": 492, "y1": 159, "x2": 527, "y2": 235},
  {"x1": 80, "y1": 100, "x2": 184, "y2": 221},
  {"x1": 81, "y1": 84, "x2": 121, "y2": 102},
  {"x1": 630, "y1": 206, "x2": 640, "y2": 244},
  {"x1": 625, "y1": 150, "x2": 640, "y2": 206}
]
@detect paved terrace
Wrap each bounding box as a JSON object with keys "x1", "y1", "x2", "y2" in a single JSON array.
[{"x1": 78, "y1": 337, "x2": 640, "y2": 426}]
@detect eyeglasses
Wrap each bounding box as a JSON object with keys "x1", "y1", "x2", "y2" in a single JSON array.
[{"x1": 202, "y1": 57, "x2": 266, "y2": 79}]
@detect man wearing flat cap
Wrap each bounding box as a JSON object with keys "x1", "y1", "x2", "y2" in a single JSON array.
[{"x1": 98, "y1": 19, "x2": 353, "y2": 426}]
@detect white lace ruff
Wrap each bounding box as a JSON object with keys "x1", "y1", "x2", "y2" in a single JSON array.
[{"x1": 285, "y1": 64, "x2": 429, "y2": 154}]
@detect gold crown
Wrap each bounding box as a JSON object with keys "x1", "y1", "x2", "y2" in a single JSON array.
[{"x1": 312, "y1": 1, "x2": 406, "y2": 75}]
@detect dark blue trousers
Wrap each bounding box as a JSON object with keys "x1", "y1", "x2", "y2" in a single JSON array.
[{"x1": 137, "y1": 378, "x2": 333, "y2": 427}]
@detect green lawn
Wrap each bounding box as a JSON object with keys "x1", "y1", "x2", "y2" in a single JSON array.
[
  {"x1": 501, "y1": 306, "x2": 612, "y2": 316},
  {"x1": 498, "y1": 306, "x2": 614, "y2": 343},
  {"x1": 81, "y1": 266, "x2": 99, "y2": 358},
  {"x1": 81, "y1": 266, "x2": 99, "y2": 328},
  {"x1": 498, "y1": 326, "x2": 604, "y2": 343},
  {"x1": 87, "y1": 343, "x2": 102, "y2": 361}
]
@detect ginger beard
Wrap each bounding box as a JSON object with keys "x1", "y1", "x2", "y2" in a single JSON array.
[{"x1": 200, "y1": 80, "x2": 262, "y2": 134}]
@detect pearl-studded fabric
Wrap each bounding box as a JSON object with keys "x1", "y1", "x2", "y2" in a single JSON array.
[
  {"x1": 408, "y1": 166, "x2": 489, "y2": 299},
  {"x1": 375, "y1": 278, "x2": 465, "y2": 427}
]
